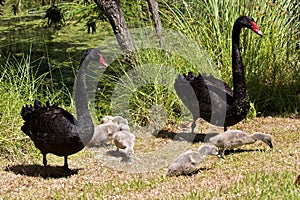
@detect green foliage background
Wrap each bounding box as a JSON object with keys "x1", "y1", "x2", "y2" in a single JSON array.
[{"x1": 0, "y1": 0, "x2": 299, "y2": 158}]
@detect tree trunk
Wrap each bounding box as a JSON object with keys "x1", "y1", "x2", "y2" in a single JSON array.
[
  {"x1": 147, "y1": 0, "x2": 164, "y2": 47},
  {"x1": 93, "y1": 0, "x2": 134, "y2": 56}
]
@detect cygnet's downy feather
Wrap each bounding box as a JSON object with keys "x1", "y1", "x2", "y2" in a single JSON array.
[
  {"x1": 112, "y1": 130, "x2": 135, "y2": 161},
  {"x1": 209, "y1": 130, "x2": 273, "y2": 157},
  {"x1": 88, "y1": 121, "x2": 119, "y2": 147},
  {"x1": 167, "y1": 144, "x2": 219, "y2": 176}
]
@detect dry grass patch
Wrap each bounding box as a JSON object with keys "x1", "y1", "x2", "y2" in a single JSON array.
[{"x1": 0, "y1": 117, "x2": 299, "y2": 199}]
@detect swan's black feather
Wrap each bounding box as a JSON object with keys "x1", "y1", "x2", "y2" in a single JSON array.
[
  {"x1": 174, "y1": 16, "x2": 261, "y2": 132},
  {"x1": 20, "y1": 49, "x2": 105, "y2": 171}
]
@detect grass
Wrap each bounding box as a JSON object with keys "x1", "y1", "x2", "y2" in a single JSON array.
[
  {"x1": 0, "y1": 0, "x2": 299, "y2": 199},
  {"x1": 0, "y1": 117, "x2": 299, "y2": 199},
  {"x1": 1, "y1": 0, "x2": 299, "y2": 120},
  {"x1": 0, "y1": 52, "x2": 75, "y2": 162},
  {"x1": 0, "y1": 60, "x2": 299, "y2": 198}
]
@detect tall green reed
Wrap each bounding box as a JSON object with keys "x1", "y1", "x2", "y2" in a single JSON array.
[
  {"x1": 159, "y1": 0, "x2": 299, "y2": 114},
  {"x1": 0, "y1": 53, "x2": 72, "y2": 160}
]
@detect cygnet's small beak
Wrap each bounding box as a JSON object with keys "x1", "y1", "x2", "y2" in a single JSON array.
[{"x1": 269, "y1": 142, "x2": 273, "y2": 148}]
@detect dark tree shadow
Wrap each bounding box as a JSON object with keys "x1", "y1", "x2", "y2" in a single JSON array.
[{"x1": 4, "y1": 164, "x2": 81, "y2": 179}]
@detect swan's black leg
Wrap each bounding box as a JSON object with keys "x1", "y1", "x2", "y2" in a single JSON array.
[
  {"x1": 224, "y1": 126, "x2": 227, "y2": 132},
  {"x1": 63, "y1": 156, "x2": 70, "y2": 171},
  {"x1": 43, "y1": 153, "x2": 47, "y2": 167},
  {"x1": 42, "y1": 153, "x2": 50, "y2": 178},
  {"x1": 191, "y1": 120, "x2": 196, "y2": 133}
]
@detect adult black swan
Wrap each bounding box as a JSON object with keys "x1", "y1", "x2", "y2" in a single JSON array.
[
  {"x1": 174, "y1": 16, "x2": 262, "y2": 132},
  {"x1": 21, "y1": 49, "x2": 107, "y2": 171}
]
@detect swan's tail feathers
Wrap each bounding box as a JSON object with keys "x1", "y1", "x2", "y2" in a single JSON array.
[
  {"x1": 21, "y1": 100, "x2": 48, "y2": 121},
  {"x1": 21, "y1": 100, "x2": 43, "y2": 120},
  {"x1": 175, "y1": 72, "x2": 196, "y2": 86},
  {"x1": 174, "y1": 73, "x2": 201, "y2": 119},
  {"x1": 34, "y1": 100, "x2": 42, "y2": 108},
  {"x1": 186, "y1": 72, "x2": 195, "y2": 81},
  {"x1": 21, "y1": 104, "x2": 35, "y2": 121},
  {"x1": 45, "y1": 101, "x2": 51, "y2": 108},
  {"x1": 179, "y1": 72, "x2": 196, "y2": 82},
  {"x1": 44, "y1": 101, "x2": 58, "y2": 108},
  {"x1": 174, "y1": 74, "x2": 190, "y2": 91}
]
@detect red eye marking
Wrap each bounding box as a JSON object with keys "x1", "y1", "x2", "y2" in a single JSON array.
[{"x1": 99, "y1": 54, "x2": 108, "y2": 66}]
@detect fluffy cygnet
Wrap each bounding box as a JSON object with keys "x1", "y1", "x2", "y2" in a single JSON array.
[
  {"x1": 167, "y1": 144, "x2": 219, "y2": 176},
  {"x1": 112, "y1": 130, "x2": 135, "y2": 162},
  {"x1": 209, "y1": 130, "x2": 273, "y2": 157}
]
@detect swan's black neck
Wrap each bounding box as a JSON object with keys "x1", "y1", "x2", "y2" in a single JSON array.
[
  {"x1": 74, "y1": 58, "x2": 94, "y2": 145},
  {"x1": 232, "y1": 22, "x2": 248, "y2": 101}
]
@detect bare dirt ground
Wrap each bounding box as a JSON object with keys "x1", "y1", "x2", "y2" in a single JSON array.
[{"x1": 1, "y1": 117, "x2": 299, "y2": 199}]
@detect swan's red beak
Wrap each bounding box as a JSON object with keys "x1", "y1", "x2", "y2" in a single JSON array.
[
  {"x1": 251, "y1": 21, "x2": 262, "y2": 36},
  {"x1": 99, "y1": 54, "x2": 108, "y2": 67}
]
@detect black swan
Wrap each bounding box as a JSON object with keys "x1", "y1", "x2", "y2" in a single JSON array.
[
  {"x1": 20, "y1": 49, "x2": 107, "y2": 171},
  {"x1": 174, "y1": 16, "x2": 262, "y2": 132}
]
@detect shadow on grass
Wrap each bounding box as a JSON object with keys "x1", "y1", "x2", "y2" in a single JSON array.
[
  {"x1": 191, "y1": 167, "x2": 213, "y2": 176},
  {"x1": 106, "y1": 150, "x2": 131, "y2": 162},
  {"x1": 156, "y1": 129, "x2": 268, "y2": 155},
  {"x1": 168, "y1": 167, "x2": 213, "y2": 177},
  {"x1": 223, "y1": 148, "x2": 267, "y2": 156},
  {"x1": 156, "y1": 129, "x2": 219, "y2": 143},
  {"x1": 4, "y1": 164, "x2": 81, "y2": 179},
  {"x1": 106, "y1": 150, "x2": 126, "y2": 158}
]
